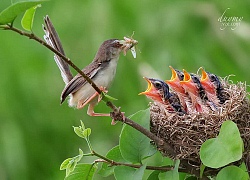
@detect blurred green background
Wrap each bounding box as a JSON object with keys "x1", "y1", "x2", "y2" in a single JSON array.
[{"x1": 0, "y1": 0, "x2": 249, "y2": 179}]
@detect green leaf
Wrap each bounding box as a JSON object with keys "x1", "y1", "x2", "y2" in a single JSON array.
[
  {"x1": 21, "y1": 4, "x2": 40, "y2": 31},
  {"x1": 83, "y1": 128, "x2": 91, "y2": 138},
  {"x1": 148, "y1": 170, "x2": 160, "y2": 180},
  {"x1": 159, "y1": 160, "x2": 180, "y2": 180},
  {"x1": 101, "y1": 92, "x2": 118, "y2": 102},
  {"x1": 79, "y1": 148, "x2": 84, "y2": 157},
  {"x1": 60, "y1": 158, "x2": 73, "y2": 170},
  {"x1": 80, "y1": 120, "x2": 85, "y2": 130},
  {"x1": 0, "y1": 0, "x2": 46, "y2": 25},
  {"x1": 114, "y1": 164, "x2": 146, "y2": 180},
  {"x1": 216, "y1": 165, "x2": 249, "y2": 180},
  {"x1": 74, "y1": 149, "x2": 84, "y2": 162},
  {"x1": 120, "y1": 109, "x2": 156, "y2": 163},
  {"x1": 158, "y1": 169, "x2": 179, "y2": 180},
  {"x1": 73, "y1": 126, "x2": 85, "y2": 138},
  {"x1": 67, "y1": 160, "x2": 77, "y2": 177},
  {"x1": 65, "y1": 163, "x2": 97, "y2": 180},
  {"x1": 239, "y1": 163, "x2": 250, "y2": 179},
  {"x1": 99, "y1": 146, "x2": 128, "y2": 177},
  {"x1": 200, "y1": 164, "x2": 206, "y2": 178},
  {"x1": 200, "y1": 120, "x2": 243, "y2": 168}
]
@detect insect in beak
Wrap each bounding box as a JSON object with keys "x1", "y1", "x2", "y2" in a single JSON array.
[{"x1": 120, "y1": 33, "x2": 138, "y2": 58}]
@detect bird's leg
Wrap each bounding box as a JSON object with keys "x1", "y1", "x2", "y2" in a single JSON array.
[
  {"x1": 87, "y1": 103, "x2": 110, "y2": 117},
  {"x1": 87, "y1": 103, "x2": 122, "y2": 126},
  {"x1": 77, "y1": 86, "x2": 108, "y2": 109},
  {"x1": 77, "y1": 92, "x2": 99, "y2": 109}
]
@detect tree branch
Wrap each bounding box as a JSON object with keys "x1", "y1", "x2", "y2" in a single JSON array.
[
  {"x1": 108, "y1": 102, "x2": 177, "y2": 158},
  {"x1": 2, "y1": 24, "x2": 209, "y2": 179},
  {"x1": 3, "y1": 25, "x2": 103, "y2": 94},
  {"x1": 95, "y1": 159, "x2": 174, "y2": 171},
  {"x1": 92, "y1": 150, "x2": 173, "y2": 171}
]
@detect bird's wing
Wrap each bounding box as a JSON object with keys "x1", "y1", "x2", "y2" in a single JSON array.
[
  {"x1": 43, "y1": 15, "x2": 73, "y2": 84},
  {"x1": 60, "y1": 61, "x2": 108, "y2": 104}
]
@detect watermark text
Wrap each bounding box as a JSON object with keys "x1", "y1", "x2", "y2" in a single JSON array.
[{"x1": 218, "y1": 8, "x2": 243, "y2": 30}]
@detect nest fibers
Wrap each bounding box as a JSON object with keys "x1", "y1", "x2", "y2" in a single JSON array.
[{"x1": 150, "y1": 77, "x2": 250, "y2": 164}]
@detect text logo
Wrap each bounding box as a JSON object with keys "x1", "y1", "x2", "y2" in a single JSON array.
[{"x1": 218, "y1": 8, "x2": 243, "y2": 30}]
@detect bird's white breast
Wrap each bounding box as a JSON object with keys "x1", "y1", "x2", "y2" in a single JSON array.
[{"x1": 69, "y1": 56, "x2": 120, "y2": 107}]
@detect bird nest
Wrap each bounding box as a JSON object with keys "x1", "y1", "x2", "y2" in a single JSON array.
[{"x1": 150, "y1": 77, "x2": 250, "y2": 165}]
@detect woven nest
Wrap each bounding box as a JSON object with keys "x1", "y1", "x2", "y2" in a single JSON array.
[{"x1": 150, "y1": 77, "x2": 250, "y2": 165}]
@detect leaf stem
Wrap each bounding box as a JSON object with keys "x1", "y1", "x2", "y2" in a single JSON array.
[{"x1": 85, "y1": 137, "x2": 93, "y2": 152}]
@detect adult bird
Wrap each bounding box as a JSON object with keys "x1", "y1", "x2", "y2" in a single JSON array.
[
  {"x1": 139, "y1": 77, "x2": 186, "y2": 115},
  {"x1": 200, "y1": 68, "x2": 227, "y2": 104},
  {"x1": 43, "y1": 15, "x2": 137, "y2": 118}
]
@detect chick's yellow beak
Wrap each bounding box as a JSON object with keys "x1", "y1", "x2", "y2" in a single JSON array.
[
  {"x1": 165, "y1": 66, "x2": 179, "y2": 85},
  {"x1": 165, "y1": 66, "x2": 185, "y2": 94},
  {"x1": 200, "y1": 68, "x2": 215, "y2": 94},
  {"x1": 169, "y1": 66, "x2": 178, "y2": 81},
  {"x1": 200, "y1": 67, "x2": 209, "y2": 82},
  {"x1": 138, "y1": 77, "x2": 153, "y2": 96},
  {"x1": 182, "y1": 69, "x2": 191, "y2": 82},
  {"x1": 180, "y1": 69, "x2": 197, "y2": 95}
]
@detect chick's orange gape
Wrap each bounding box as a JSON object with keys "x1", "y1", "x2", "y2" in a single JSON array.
[{"x1": 139, "y1": 66, "x2": 250, "y2": 165}]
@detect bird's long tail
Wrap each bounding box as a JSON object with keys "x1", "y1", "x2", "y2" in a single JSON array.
[{"x1": 43, "y1": 15, "x2": 73, "y2": 84}]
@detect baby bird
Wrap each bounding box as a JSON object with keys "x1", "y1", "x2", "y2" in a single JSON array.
[
  {"x1": 139, "y1": 77, "x2": 186, "y2": 115},
  {"x1": 180, "y1": 70, "x2": 214, "y2": 113},
  {"x1": 165, "y1": 66, "x2": 189, "y2": 112},
  {"x1": 200, "y1": 68, "x2": 228, "y2": 104}
]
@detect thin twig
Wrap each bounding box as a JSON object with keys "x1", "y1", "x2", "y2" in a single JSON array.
[
  {"x1": 95, "y1": 159, "x2": 173, "y2": 171},
  {"x1": 92, "y1": 150, "x2": 173, "y2": 171}
]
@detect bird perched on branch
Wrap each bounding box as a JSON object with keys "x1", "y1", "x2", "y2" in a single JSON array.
[
  {"x1": 139, "y1": 77, "x2": 186, "y2": 115},
  {"x1": 200, "y1": 68, "x2": 228, "y2": 104},
  {"x1": 43, "y1": 15, "x2": 138, "y2": 117}
]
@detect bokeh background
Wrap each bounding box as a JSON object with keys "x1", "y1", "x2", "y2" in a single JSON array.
[{"x1": 0, "y1": 0, "x2": 250, "y2": 179}]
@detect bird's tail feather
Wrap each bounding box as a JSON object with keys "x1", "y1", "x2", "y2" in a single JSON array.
[{"x1": 43, "y1": 15, "x2": 73, "y2": 84}]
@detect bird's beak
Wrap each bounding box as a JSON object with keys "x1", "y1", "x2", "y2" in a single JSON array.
[
  {"x1": 200, "y1": 67, "x2": 209, "y2": 82},
  {"x1": 139, "y1": 77, "x2": 154, "y2": 96},
  {"x1": 200, "y1": 68, "x2": 214, "y2": 93},
  {"x1": 139, "y1": 77, "x2": 162, "y2": 102},
  {"x1": 180, "y1": 69, "x2": 197, "y2": 95},
  {"x1": 165, "y1": 66, "x2": 181, "y2": 90}
]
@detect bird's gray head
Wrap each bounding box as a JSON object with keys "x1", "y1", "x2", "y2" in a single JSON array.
[{"x1": 94, "y1": 39, "x2": 124, "y2": 62}]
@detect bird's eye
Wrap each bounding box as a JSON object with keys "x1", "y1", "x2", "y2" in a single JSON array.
[
  {"x1": 210, "y1": 75, "x2": 216, "y2": 82},
  {"x1": 154, "y1": 82, "x2": 162, "y2": 89},
  {"x1": 112, "y1": 40, "x2": 121, "y2": 47},
  {"x1": 192, "y1": 76, "x2": 199, "y2": 83}
]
